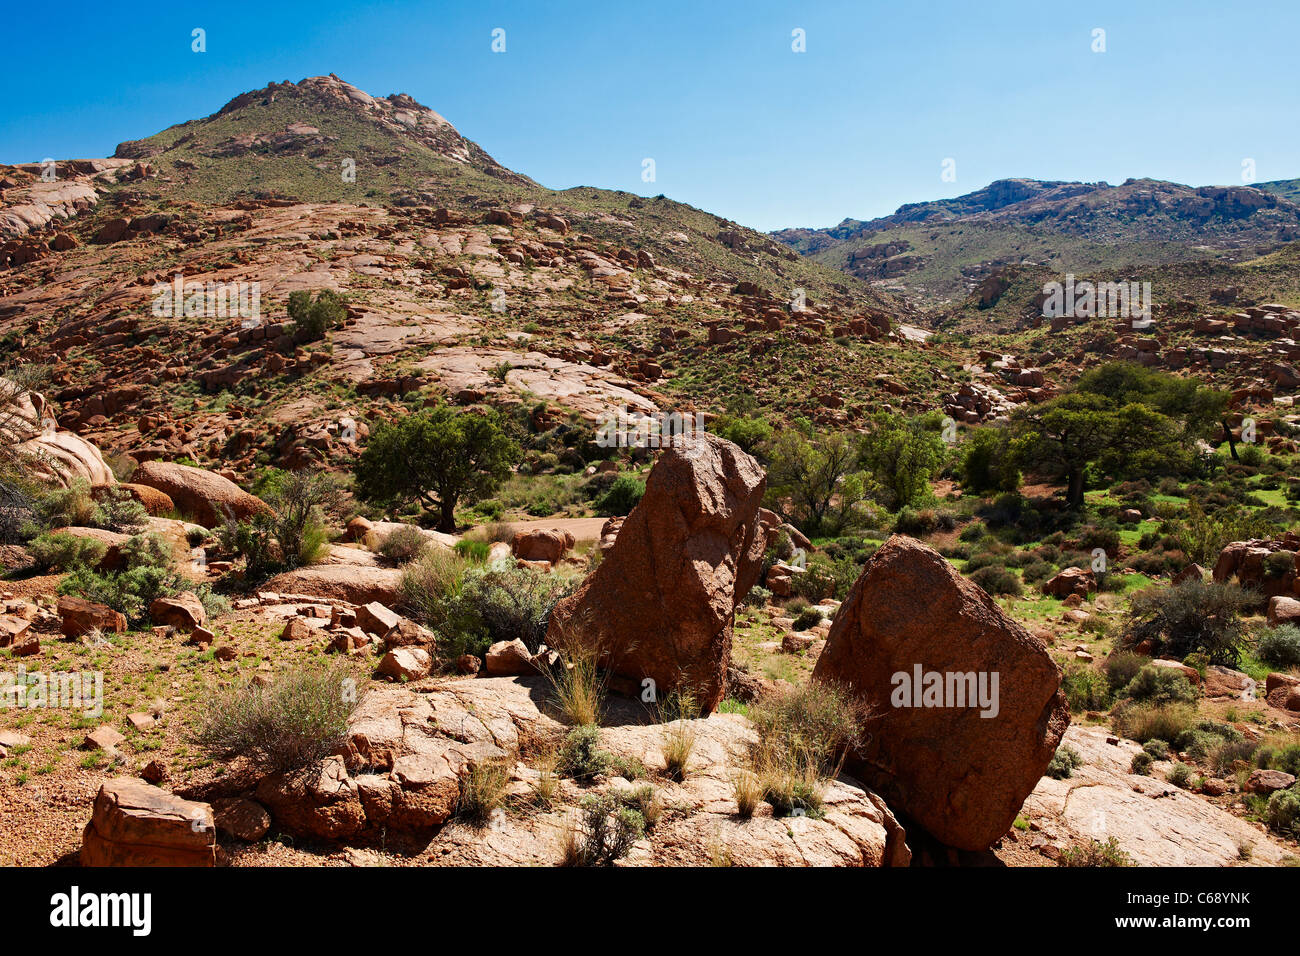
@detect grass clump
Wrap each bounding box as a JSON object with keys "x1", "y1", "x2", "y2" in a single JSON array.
[{"x1": 189, "y1": 661, "x2": 360, "y2": 771}]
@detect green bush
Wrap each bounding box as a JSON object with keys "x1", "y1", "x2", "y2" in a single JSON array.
[
  {"x1": 1118, "y1": 665, "x2": 1198, "y2": 706},
  {"x1": 564, "y1": 793, "x2": 645, "y2": 866},
  {"x1": 28, "y1": 531, "x2": 107, "y2": 572},
  {"x1": 1257, "y1": 624, "x2": 1300, "y2": 669},
  {"x1": 1104, "y1": 651, "x2": 1148, "y2": 693},
  {"x1": 791, "y1": 607, "x2": 823, "y2": 631},
  {"x1": 1112, "y1": 701, "x2": 1198, "y2": 745},
  {"x1": 595, "y1": 473, "x2": 645, "y2": 517},
  {"x1": 1130, "y1": 751, "x2": 1153, "y2": 775},
  {"x1": 1166, "y1": 763, "x2": 1193, "y2": 788},
  {"x1": 557, "y1": 724, "x2": 611, "y2": 782},
  {"x1": 1062, "y1": 665, "x2": 1110, "y2": 712},
  {"x1": 453, "y1": 539, "x2": 491, "y2": 563},
  {"x1": 1266, "y1": 788, "x2": 1300, "y2": 837},
  {"x1": 287, "y1": 289, "x2": 347, "y2": 341},
  {"x1": 1142, "y1": 739, "x2": 1170, "y2": 760},
  {"x1": 968, "y1": 564, "x2": 1022, "y2": 597},
  {"x1": 56, "y1": 532, "x2": 181, "y2": 626},
  {"x1": 1122, "y1": 580, "x2": 1249, "y2": 666},
  {"x1": 1046, "y1": 744, "x2": 1083, "y2": 779},
  {"x1": 189, "y1": 661, "x2": 360, "y2": 771},
  {"x1": 91, "y1": 486, "x2": 149, "y2": 533}
]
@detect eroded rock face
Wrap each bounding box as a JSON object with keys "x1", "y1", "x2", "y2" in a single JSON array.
[
  {"x1": 80, "y1": 778, "x2": 215, "y2": 867},
  {"x1": 812, "y1": 535, "x2": 1069, "y2": 851},
  {"x1": 133, "y1": 460, "x2": 273, "y2": 528},
  {"x1": 546, "y1": 433, "x2": 768, "y2": 713},
  {"x1": 1020, "y1": 725, "x2": 1295, "y2": 866},
  {"x1": 2, "y1": 378, "x2": 114, "y2": 487}
]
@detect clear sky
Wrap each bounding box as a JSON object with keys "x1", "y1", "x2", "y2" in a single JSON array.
[{"x1": 3, "y1": 0, "x2": 1296, "y2": 231}]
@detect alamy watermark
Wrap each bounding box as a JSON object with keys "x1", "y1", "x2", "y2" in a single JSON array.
[
  {"x1": 596, "y1": 407, "x2": 706, "y2": 449},
  {"x1": 2, "y1": 664, "x2": 103, "y2": 718},
  {"x1": 152, "y1": 274, "x2": 262, "y2": 327},
  {"x1": 890, "y1": 665, "x2": 1000, "y2": 718},
  {"x1": 1042, "y1": 274, "x2": 1151, "y2": 325}
]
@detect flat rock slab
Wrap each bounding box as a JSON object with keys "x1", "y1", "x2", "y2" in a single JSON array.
[{"x1": 1021, "y1": 725, "x2": 1293, "y2": 866}]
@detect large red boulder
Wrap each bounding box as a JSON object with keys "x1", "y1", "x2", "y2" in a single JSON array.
[
  {"x1": 812, "y1": 535, "x2": 1069, "y2": 851},
  {"x1": 511, "y1": 528, "x2": 575, "y2": 564},
  {"x1": 80, "y1": 779, "x2": 215, "y2": 866},
  {"x1": 133, "y1": 460, "x2": 273, "y2": 528},
  {"x1": 546, "y1": 433, "x2": 769, "y2": 713}
]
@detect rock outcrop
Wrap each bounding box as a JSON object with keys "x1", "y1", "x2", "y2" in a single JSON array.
[
  {"x1": 133, "y1": 460, "x2": 274, "y2": 528},
  {"x1": 812, "y1": 535, "x2": 1070, "y2": 851},
  {"x1": 546, "y1": 433, "x2": 769, "y2": 712},
  {"x1": 80, "y1": 779, "x2": 216, "y2": 866},
  {"x1": 2, "y1": 378, "x2": 114, "y2": 487}
]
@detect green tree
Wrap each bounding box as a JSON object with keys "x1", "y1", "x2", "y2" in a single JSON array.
[
  {"x1": 356, "y1": 406, "x2": 519, "y2": 532},
  {"x1": 1010, "y1": 392, "x2": 1181, "y2": 509},
  {"x1": 764, "y1": 427, "x2": 865, "y2": 536},
  {"x1": 857, "y1": 413, "x2": 946, "y2": 511},
  {"x1": 288, "y1": 289, "x2": 347, "y2": 341},
  {"x1": 959, "y1": 425, "x2": 1021, "y2": 495}
]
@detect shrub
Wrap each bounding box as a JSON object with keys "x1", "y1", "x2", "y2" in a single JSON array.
[
  {"x1": 1112, "y1": 702, "x2": 1198, "y2": 745},
  {"x1": 458, "y1": 561, "x2": 577, "y2": 654},
  {"x1": 557, "y1": 724, "x2": 611, "y2": 782},
  {"x1": 791, "y1": 607, "x2": 823, "y2": 631},
  {"x1": 1104, "y1": 651, "x2": 1148, "y2": 694},
  {"x1": 968, "y1": 564, "x2": 1022, "y2": 597},
  {"x1": 1022, "y1": 559, "x2": 1053, "y2": 583},
  {"x1": 789, "y1": 557, "x2": 841, "y2": 602},
  {"x1": 399, "y1": 549, "x2": 473, "y2": 651},
  {"x1": 1130, "y1": 751, "x2": 1153, "y2": 775},
  {"x1": 1062, "y1": 665, "x2": 1110, "y2": 712},
  {"x1": 748, "y1": 681, "x2": 865, "y2": 782},
  {"x1": 1258, "y1": 625, "x2": 1300, "y2": 669},
  {"x1": 1166, "y1": 763, "x2": 1193, "y2": 788},
  {"x1": 34, "y1": 478, "x2": 97, "y2": 529},
  {"x1": 743, "y1": 585, "x2": 771, "y2": 609},
  {"x1": 595, "y1": 473, "x2": 645, "y2": 517},
  {"x1": 91, "y1": 486, "x2": 149, "y2": 533},
  {"x1": 457, "y1": 757, "x2": 513, "y2": 825},
  {"x1": 56, "y1": 532, "x2": 181, "y2": 626},
  {"x1": 619, "y1": 784, "x2": 663, "y2": 830},
  {"x1": 287, "y1": 289, "x2": 347, "y2": 341},
  {"x1": 1046, "y1": 744, "x2": 1083, "y2": 779},
  {"x1": 1118, "y1": 665, "x2": 1198, "y2": 706},
  {"x1": 1266, "y1": 787, "x2": 1300, "y2": 837},
  {"x1": 562, "y1": 793, "x2": 645, "y2": 866},
  {"x1": 28, "y1": 531, "x2": 106, "y2": 572},
  {"x1": 1209, "y1": 738, "x2": 1258, "y2": 776},
  {"x1": 1059, "y1": 837, "x2": 1134, "y2": 867},
  {"x1": 1122, "y1": 580, "x2": 1249, "y2": 666},
  {"x1": 377, "y1": 525, "x2": 429, "y2": 564},
  {"x1": 189, "y1": 661, "x2": 360, "y2": 771}
]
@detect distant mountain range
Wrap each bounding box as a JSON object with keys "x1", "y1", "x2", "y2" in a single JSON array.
[{"x1": 774, "y1": 177, "x2": 1300, "y2": 306}]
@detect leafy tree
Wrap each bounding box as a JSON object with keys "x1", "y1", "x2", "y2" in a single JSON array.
[
  {"x1": 857, "y1": 413, "x2": 947, "y2": 511},
  {"x1": 959, "y1": 425, "x2": 1021, "y2": 495},
  {"x1": 711, "y1": 415, "x2": 773, "y2": 458},
  {"x1": 287, "y1": 289, "x2": 347, "y2": 341},
  {"x1": 356, "y1": 406, "x2": 518, "y2": 532},
  {"x1": 764, "y1": 427, "x2": 865, "y2": 536},
  {"x1": 1009, "y1": 392, "x2": 1182, "y2": 508},
  {"x1": 1074, "y1": 363, "x2": 1226, "y2": 442}
]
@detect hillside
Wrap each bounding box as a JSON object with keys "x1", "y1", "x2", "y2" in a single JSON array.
[
  {"x1": 776, "y1": 177, "x2": 1300, "y2": 306},
  {"x1": 0, "y1": 75, "x2": 938, "y2": 482}
]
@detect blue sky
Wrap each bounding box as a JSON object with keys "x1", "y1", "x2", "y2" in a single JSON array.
[{"x1": 3, "y1": 0, "x2": 1296, "y2": 231}]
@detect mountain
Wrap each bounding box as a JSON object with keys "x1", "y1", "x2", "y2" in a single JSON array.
[
  {"x1": 774, "y1": 177, "x2": 1300, "y2": 306},
  {"x1": 0, "y1": 75, "x2": 935, "y2": 483}
]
